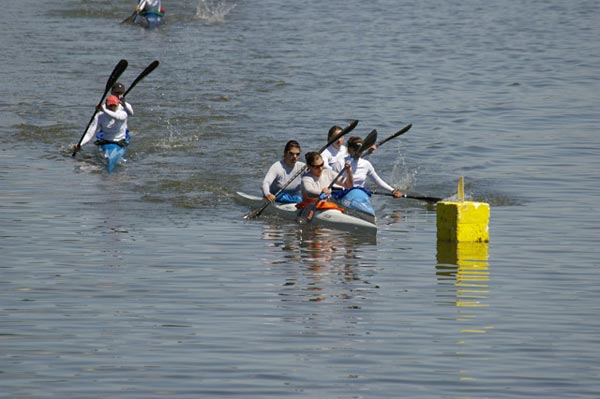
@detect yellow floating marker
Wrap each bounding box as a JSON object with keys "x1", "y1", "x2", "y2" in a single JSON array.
[{"x1": 437, "y1": 177, "x2": 490, "y2": 243}]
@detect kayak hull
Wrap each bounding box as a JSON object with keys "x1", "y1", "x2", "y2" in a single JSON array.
[
  {"x1": 134, "y1": 13, "x2": 162, "y2": 29},
  {"x1": 99, "y1": 143, "x2": 127, "y2": 173},
  {"x1": 236, "y1": 192, "x2": 377, "y2": 233},
  {"x1": 333, "y1": 187, "x2": 376, "y2": 225},
  {"x1": 94, "y1": 131, "x2": 130, "y2": 173}
]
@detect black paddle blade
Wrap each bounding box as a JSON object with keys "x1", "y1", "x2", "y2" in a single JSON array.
[
  {"x1": 121, "y1": 10, "x2": 138, "y2": 24},
  {"x1": 361, "y1": 129, "x2": 378, "y2": 153},
  {"x1": 244, "y1": 202, "x2": 269, "y2": 219},
  {"x1": 341, "y1": 119, "x2": 359, "y2": 135},
  {"x1": 318, "y1": 119, "x2": 359, "y2": 153},
  {"x1": 295, "y1": 205, "x2": 315, "y2": 225},
  {"x1": 123, "y1": 60, "x2": 160, "y2": 98},
  {"x1": 105, "y1": 59, "x2": 129, "y2": 92}
]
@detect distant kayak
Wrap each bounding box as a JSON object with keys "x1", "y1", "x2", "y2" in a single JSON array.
[
  {"x1": 133, "y1": 12, "x2": 163, "y2": 29},
  {"x1": 236, "y1": 191, "x2": 377, "y2": 233}
]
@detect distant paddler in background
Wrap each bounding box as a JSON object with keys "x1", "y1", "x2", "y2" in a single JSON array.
[
  {"x1": 72, "y1": 95, "x2": 130, "y2": 154},
  {"x1": 333, "y1": 136, "x2": 402, "y2": 198},
  {"x1": 133, "y1": 0, "x2": 165, "y2": 29},
  {"x1": 262, "y1": 140, "x2": 305, "y2": 204}
]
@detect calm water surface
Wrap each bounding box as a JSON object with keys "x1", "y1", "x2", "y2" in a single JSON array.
[{"x1": 2, "y1": 0, "x2": 600, "y2": 398}]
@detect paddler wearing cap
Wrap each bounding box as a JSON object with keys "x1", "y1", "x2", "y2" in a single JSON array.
[
  {"x1": 72, "y1": 94, "x2": 130, "y2": 153},
  {"x1": 110, "y1": 82, "x2": 134, "y2": 117}
]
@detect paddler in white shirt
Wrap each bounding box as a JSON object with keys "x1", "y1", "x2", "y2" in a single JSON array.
[
  {"x1": 321, "y1": 125, "x2": 348, "y2": 169},
  {"x1": 72, "y1": 95, "x2": 129, "y2": 153},
  {"x1": 136, "y1": 0, "x2": 164, "y2": 15},
  {"x1": 301, "y1": 152, "x2": 353, "y2": 203},
  {"x1": 333, "y1": 136, "x2": 403, "y2": 198},
  {"x1": 262, "y1": 140, "x2": 306, "y2": 203}
]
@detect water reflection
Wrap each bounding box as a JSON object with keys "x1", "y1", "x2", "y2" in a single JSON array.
[
  {"x1": 259, "y1": 222, "x2": 380, "y2": 364},
  {"x1": 260, "y1": 223, "x2": 377, "y2": 303},
  {"x1": 436, "y1": 241, "x2": 491, "y2": 323},
  {"x1": 436, "y1": 240, "x2": 492, "y2": 380},
  {"x1": 90, "y1": 178, "x2": 137, "y2": 269}
]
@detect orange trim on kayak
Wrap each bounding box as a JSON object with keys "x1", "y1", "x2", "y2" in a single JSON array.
[{"x1": 296, "y1": 200, "x2": 345, "y2": 212}]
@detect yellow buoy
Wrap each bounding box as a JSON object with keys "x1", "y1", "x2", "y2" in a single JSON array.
[{"x1": 436, "y1": 177, "x2": 490, "y2": 243}]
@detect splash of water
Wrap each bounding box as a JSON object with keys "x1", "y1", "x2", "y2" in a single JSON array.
[
  {"x1": 391, "y1": 154, "x2": 417, "y2": 190},
  {"x1": 195, "y1": 0, "x2": 236, "y2": 23}
]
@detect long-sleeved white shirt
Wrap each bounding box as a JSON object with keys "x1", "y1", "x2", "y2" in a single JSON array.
[
  {"x1": 301, "y1": 168, "x2": 347, "y2": 200},
  {"x1": 122, "y1": 101, "x2": 134, "y2": 116},
  {"x1": 321, "y1": 144, "x2": 348, "y2": 169},
  {"x1": 333, "y1": 156, "x2": 396, "y2": 193},
  {"x1": 138, "y1": 0, "x2": 162, "y2": 12},
  {"x1": 80, "y1": 105, "x2": 129, "y2": 147},
  {"x1": 262, "y1": 160, "x2": 306, "y2": 197}
]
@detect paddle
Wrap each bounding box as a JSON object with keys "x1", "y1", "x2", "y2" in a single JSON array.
[
  {"x1": 122, "y1": 60, "x2": 159, "y2": 98},
  {"x1": 363, "y1": 123, "x2": 412, "y2": 156},
  {"x1": 371, "y1": 191, "x2": 442, "y2": 204},
  {"x1": 121, "y1": 0, "x2": 143, "y2": 24},
  {"x1": 244, "y1": 119, "x2": 359, "y2": 219},
  {"x1": 298, "y1": 129, "x2": 378, "y2": 224},
  {"x1": 72, "y1": 59, "x2": 128, "y2": 157},
  {"x1": 121, "y1": 10, "x2": 138, "y2": 24}
]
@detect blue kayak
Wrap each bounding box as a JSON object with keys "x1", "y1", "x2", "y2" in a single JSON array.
[
  {"x1": 133, "y1": 12, "x2": 163, "y2": 29},
  {"x1": 95, "y1": 131, "x2": 130, "y2": 173},
  {"x1": 332, "y1": 187, "x2": 376, "y2": 224}
]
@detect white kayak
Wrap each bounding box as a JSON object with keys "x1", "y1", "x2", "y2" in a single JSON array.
[{"x1": 236, "y1": 191, "x2": 377, "y2": 233}]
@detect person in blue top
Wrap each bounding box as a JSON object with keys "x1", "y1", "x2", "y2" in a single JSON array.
[{"x1": 262, "y1": 140, "x2": 306, "y2": 203}]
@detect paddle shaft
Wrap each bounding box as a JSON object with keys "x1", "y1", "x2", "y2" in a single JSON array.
[
  {"x1": 371, "y1": 191, "x2": 442, "y2": 203},
  {"x1": 244, "y1": 119, "x2": 359, "y2": 219},
  {"x1": 123, "y1": 60, "x2": 159, "y2": 98},
  {"x1": 122, "y1": 0, "x2": 143, "y2": 24},
  {"x1": 364, "y1": 123, "x2": 412, "y2": 156},
  {"x1": 121, "y1": 10, "x2": 138, "y2": 24},
  {"x1": 73, "y1": 59, "x2": 128, "y2": 157}
]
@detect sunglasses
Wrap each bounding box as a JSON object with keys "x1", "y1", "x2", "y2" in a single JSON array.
[
  {"x1": 287, "y1": 151, "x2": 301, "y2": 157},
  {"x1": 310, "y1": 162, "x2": 325, "y2": 169}
]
